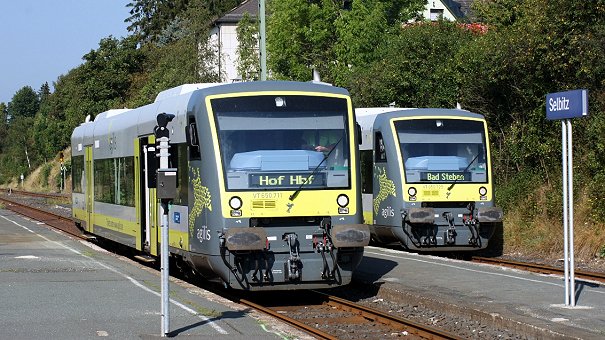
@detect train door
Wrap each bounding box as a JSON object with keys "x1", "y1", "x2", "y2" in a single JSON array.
[
  {"x1": 84, "y1": 146, "x2": 94, "y2": 232},
  {"x1": 140, "y1": 136, "x2": 159, "y2": 256}
]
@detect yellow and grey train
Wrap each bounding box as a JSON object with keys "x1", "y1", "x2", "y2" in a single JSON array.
[
  {"x1": 71, "y1": 81, "x2": 370, "y2": 291},
  {"x1": 356, "y1": 108, "x2": 502, "y2": 252}
]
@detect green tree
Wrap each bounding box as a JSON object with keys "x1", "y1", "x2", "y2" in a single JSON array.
[
  {"x1": 349, "y1": 20, "x2": 474, "y2": 108},
  {"x1": 2, "y1": 86, "x2": 39, "y2": 178},
  {"x1": 458, "y1": 0, "x2": 605, "y2": 179},
  {"x1": 38, "y1": 82, "x2": 51, "y2": 105},
  {"x1": 453, "y1": 0, "x2": 605, "y2": 223},
  {"x1": 236, "y1": 12, "x2": 259, "y2": 81},
  {"x1": 44, "y1": 36, "x2": 145, "y2": 150},
  {"x1": 128, "y1": 0, "x2": 232, "y2": 106},
  {"x1": 267, "y1": 0, "x2": 348, "y2": 82},
  {"x1": 126, "y1": 0, "x2": 190, "y2": 43},
  {"x1": 267, "y1": 0, "x2": 424, "y2": 83},
  {"x1": 126, "y1": 0, "x2": 242, "y2": 44},
  {"x1": 7, "y1": 86, "x2": 39, "y2": 120},
  {"x1": 0, "y1": 102, "x2": 8, "y2": 153}
]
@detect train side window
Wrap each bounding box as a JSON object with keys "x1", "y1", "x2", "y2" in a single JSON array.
[
  {"x1": 172, "y1": 144, "x2": 188, "y2": 206},
  {"x1": 375, "y1": 132, "x2": 387, "y2": 162},
  {"x1": 186, "y1": 116, "x2": 201, "y2": 160},
  {"x1": 71, "y1": 155, "x2": 84, "y2": 193},
  {"x1": 360, "y1": 150, "x2": 373, "y2": 193}
]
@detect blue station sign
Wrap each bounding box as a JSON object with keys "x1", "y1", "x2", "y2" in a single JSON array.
[{"x1": 546, "y1": 89, "x2": 588, "y2": 120}]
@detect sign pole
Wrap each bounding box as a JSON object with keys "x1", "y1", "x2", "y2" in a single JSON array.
[
  {"x1": 547, "y1": 89, "x2": 587, "y2": 307},
  {"x1": 561, "y1": 121, "x2": 569, "y2": 306},
  {"x1": 567, "y1": 119, "x2": 576, "y2": 306}
]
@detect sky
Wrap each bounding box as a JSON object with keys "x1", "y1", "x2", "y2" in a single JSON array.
[{"x1": 0, "y1": 1, "x2": 131, "y2": 104}]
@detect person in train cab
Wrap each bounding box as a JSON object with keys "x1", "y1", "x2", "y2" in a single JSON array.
[{"x1": 314, "y1": 131, "x2": 342, "y2": 153}]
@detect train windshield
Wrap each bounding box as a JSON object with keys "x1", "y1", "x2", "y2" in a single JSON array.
[
  {"x1": 212, "y1": 95, "x2": 350, "y2": 191},
  {"x1": 394, "y1": 119, "x2": 488, "y2": 184}
]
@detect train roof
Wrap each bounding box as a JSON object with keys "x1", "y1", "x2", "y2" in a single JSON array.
[
  {"x1": 187, "y1": 80, "x2": 348, "y2": 97},
  {"x1": 355, "y1": 107, "x2": 486, "y2": 150},
  {"x1": 71, "y1": 81, "x2": 351, "y2": 157}
]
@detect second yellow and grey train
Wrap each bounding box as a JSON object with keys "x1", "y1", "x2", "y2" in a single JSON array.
[
  {"x1": 71, "y1": 81, "x2": 370, "y2": 291},
  {"x1": 356, "y1": 108, "x2": 503, "y2": 253}
]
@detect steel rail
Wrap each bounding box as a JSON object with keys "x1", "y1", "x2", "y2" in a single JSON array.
[
  {"x1": 238, "y1": 298, "x2": 337, "y2": 340},
  {"x1": 238, "y1": 288, "x2": 463, "y2": 340},
  {"x1": 472, "y1": 256, "x2": 605, "y2": 284},
  {"x1": 0, "y1": 196, "x2": 82, "y2": 238},
  {"x1": 313, "y1": 290, "x2": 464, "y2": 340},
  {"x1": 0, "y1": 188, "x2": 70, "y2": 200}
]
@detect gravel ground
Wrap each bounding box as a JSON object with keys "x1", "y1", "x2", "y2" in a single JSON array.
[{"x1": 329, "y1": 282, "x2": 527, "y2": 339}]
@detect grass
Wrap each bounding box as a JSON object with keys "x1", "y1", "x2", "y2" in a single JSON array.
[{"x1": 503, "y1": 185, "x2": 605, "y2": 262}]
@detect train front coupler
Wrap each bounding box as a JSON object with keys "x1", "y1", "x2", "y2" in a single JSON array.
[
  {"x1": 283, "y1": 233, "x2": 302, "y2": 281},
  {"x1": 463, "y1": 203, "x2": 480, "y2": 246},
  {"x1": 443, "y1": 212, "x2": 457, "y2": 245},
  {"x1": 311, "y1": 217, "x2": 337, "y2": 280}
]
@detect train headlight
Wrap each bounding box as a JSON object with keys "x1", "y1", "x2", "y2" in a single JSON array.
[
  {"x1": 408, "y1": 187, "x2": 417, "y2": 197},
  {"x1": 479, "y1": 186, "x2": 488, "y2": 196},
  {"x1": 229, "y1": 196, "x2": 243, "y2": 210},
  {"x1": 337, "y1": 194, "x2": 349, "y2": 207},
  {"x1": 275, "y1": 96, "x2": 286, "y2": 107}
]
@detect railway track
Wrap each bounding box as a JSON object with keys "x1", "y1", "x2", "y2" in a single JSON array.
[
  {"x1": 0, "y1": 194, "x2": 82, "y2": 238},
  {"x1": 1, "y1": 188, "x2": 70, "y2": 200},
  {"x1": 239, "y1": 290, "x2": 462, "y2": 339},
  {"x1": 0, "y1": 191, "x2": 461, "y2": 339},
  {"x1": 472, "y1": 256, "x2": 605, "y2": 284}
]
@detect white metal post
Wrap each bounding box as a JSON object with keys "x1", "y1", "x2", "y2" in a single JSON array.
[
  {"x1": 161, "y1": 203, "x2": 169, "y2": 335},
  {"x1": 62, "y1": 165, "x2": 66, "y2": 192},
  {"x1": 548, "y1": 90, "x2": 586, "y2": 307},
  {"x1": 567, "y1": 119, "x2": 576, "y2": 306},
  {"x1": 562, "y1": 121, "x2": 569, "y2": 306},
  {"x1": 158, "y1": 136, "x2": 170, "y2": 336}
]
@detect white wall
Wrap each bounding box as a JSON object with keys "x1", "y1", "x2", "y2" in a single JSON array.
[{"x1": 422, "y1": 0, "x2": 457, "y2": 21}]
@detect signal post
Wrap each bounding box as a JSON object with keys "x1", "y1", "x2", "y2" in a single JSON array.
[{"x1": 154, "y1": 113, "x2": 177, "y2": 336}]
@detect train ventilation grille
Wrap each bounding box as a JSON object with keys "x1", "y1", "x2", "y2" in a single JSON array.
[
  {"x1": 423, "y1": 190, "x2": 440, "y2": 196},
  {"x1": 252, "y1": 200, "x2": 277, "y2": 209}
]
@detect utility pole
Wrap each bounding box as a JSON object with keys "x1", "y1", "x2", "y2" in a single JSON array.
[{"x1": 259, "y1": 0, "x2": 266, "y2": 80}]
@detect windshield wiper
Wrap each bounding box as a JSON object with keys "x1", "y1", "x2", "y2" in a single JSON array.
[
  {"x1": 289, "y1": 137, "x2": 344, "y2": 201},
  {"x1": 447, "y1": 153, "x2": 479, "y2": 191}
]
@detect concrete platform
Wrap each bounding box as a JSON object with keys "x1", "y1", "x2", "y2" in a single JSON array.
[
  {"x1": 0, "y1": 209, "x2": 310, "y2": 339},
  {"x1": 357, "y1": 246, "x2": 605, "y2": 339}
]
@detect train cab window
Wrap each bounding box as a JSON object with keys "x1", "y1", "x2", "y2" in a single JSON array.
[
  {"x1": 212, "y1": 94, "x2": 351, "y2": 191},
  {"x1": 375, "y1": 132, "x2": 387, "y2": 162},
  {"x1": 186, "y1": 116, "x2": 201, "y2": 160}
]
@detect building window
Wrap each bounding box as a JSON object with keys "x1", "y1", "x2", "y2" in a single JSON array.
[{"x1": 430, "y1": 9, "x2": 444, "y2": 21}]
